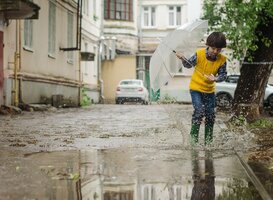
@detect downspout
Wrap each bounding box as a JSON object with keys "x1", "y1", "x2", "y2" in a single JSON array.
[
  {"x1": 98, "y1": 0, "x2": 104, "y2": 103},
  {"x1": 13, "y1": 20, "x2": 20, "y2": 107},
  {"x1": 78, "y1": 51, "x2": 81, "y2": 106},
  {"x1": 59, "y1": 0, "x2": 82, "y2": 106},
  {"x1": 59, "y1": 0, "x2": 82, "y2": 51},
  {"x1": 78, "y1": 0, "x2": 82, "y2": 106},
  {"x1": 18, "y1": 20, "x2": 23, "y2": 104}
]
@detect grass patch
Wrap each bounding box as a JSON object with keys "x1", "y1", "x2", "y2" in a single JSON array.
[{"x1": 248, "y1": 118, "x2": 273, "y2": 129}]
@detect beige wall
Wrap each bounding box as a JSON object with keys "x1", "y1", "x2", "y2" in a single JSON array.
[
  {"x1": 102, "y1": 55, "x2": 136, "y2": 103},
  {"x1": 3, "y1": 0, "x2": 79, "y2": 80},
  {"x1": 2, "y1": 0, "x2": 81, "y2": 105}
]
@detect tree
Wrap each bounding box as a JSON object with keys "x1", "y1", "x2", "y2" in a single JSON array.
[{"x1": 203, "y1": 0, "x2": 273, "y2": 121}]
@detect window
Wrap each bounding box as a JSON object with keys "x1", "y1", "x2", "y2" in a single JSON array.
[
  {"x1": 169, "y1": 6, "x2": 182, "y2": 26},
  {"x1": 24, "y1": 0, "x2": 33, "y2": 49},
  {"x1": 142, "y1": 185, "x2": 155, "y2": 199},
  {"x1": 67, "y1": 11, "x2": 74, "y2": 62},
  {"x1": 83, "y1": 0, "x2": 89, "y2": 16},
  {"x1": 104, "y1": 0, "x2": 133, "y2": 21},
  {"x1": 93, "y1": 0, "x2": 97, "y2": 17},
  {"x1": 48, "y1": 0, "x2": 56, "y2": 56},
  {"x1": 93, "y1": 46, "x2": 97, "y2": 75},
  {"x1": 143, "y1": 6, "x2": 155, "y2": 27},
  {"x1": 84, "y1": 42, "x2": 88, "y2": 74},
  {"x1": 24, "y1": 19, "x2": 33, "y2": 49}
]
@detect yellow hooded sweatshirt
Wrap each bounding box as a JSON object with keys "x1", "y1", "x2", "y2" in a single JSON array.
[{"x1": 190, "y1": 48, "x2": 226, "y2": 93}]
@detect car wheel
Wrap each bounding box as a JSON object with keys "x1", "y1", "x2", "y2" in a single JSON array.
[
  {"x1": 267, "y1": 94, "x2": 273, "y2": 107},
  {"x1": 216, "y1": 93, "x2": 233, "y2": 108}
]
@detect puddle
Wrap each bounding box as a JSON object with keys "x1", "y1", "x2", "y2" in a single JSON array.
[{"x1": 0, "y1": 148, "x2": 264, "y2": 200}]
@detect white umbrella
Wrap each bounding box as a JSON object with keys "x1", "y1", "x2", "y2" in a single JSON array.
[{"x1": 149, "y1": 20, "x2": 208, "y2": 92}]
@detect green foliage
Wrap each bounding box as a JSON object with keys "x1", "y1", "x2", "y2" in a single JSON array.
[
  {"x1": 203, "y1": 0, "x2": 273, "y2": 61},
  {"x1": 160, "y1": 94, "x2": 177, "y2": 104},
  {"x1": 69, "y1": 172, "x2": 80, "y2": 181},
  {"x1": 93, "y1": 15, "x2": 99, "y2": 21},
  {"x1": 229, "y1": 114, "x2": 247, "y2": 127},
  {"x1": 249, "y1": 118, "x2": 273, "y2": 129},
  {"x1": 80, "y1": 88, "x2": 92, "y2": 106}
]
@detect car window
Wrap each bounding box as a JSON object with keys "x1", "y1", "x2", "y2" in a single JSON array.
[{"x1": 120, "y1": 80, "x2": 141, "y2": 86}]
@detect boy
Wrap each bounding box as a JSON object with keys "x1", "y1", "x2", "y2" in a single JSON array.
[{"x1": 176, "y1": 32, "x2": 227, "y2": 145}]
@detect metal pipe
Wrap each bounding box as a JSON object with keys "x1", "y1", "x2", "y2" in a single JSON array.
[
  {"x1": 78, "y1": 0, "x2": 82, "y2": 106},
  {"x1": 78, "y1": 51, "x2": 81, "y2": 106},
  {"x1": 18, "y1": 20, "x2": 22, "y2": 104},
  {"x1": 13, "y1": 20, "x2": 19, "y2": 107}
]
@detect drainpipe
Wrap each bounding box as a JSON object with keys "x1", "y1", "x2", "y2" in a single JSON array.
[
  {"x1": 78, "y1": 51, "x2": 81, "y2": 106},
  {"x1": 78, "y1": 0, "x2": 82, "y2": 106},
  {"x1": 18, "y1": 20, "x2": 23, "y2": 104},
  {"x1": 13, "y1": 20, "x2": 20, "y2": 107},
  {"x1": 98, "y1": 0, "x2": 104, "y2": 103},
  {"x1": 58, "y1": 0, "x2": 83, "y2": 106}
]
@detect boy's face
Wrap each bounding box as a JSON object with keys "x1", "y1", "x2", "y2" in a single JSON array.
[{"x1": 208, "y1": 46, "x2": 222, "y2": 57}]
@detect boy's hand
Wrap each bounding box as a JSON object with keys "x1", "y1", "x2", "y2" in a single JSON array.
[
  {"x1": 205, "y1": 74, "x2": 217, "y2": 82},
  {"x1": 176, "y1": 52, "x2": 184, "y2": 59}
]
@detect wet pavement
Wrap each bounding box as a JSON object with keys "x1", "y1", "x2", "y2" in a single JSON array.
[
  {"x1": 0, "y1": 148, "x2": 264, "y2": 200},
  {"x1": 0, "y1": 104, "x2": 271, "y2": 199}
]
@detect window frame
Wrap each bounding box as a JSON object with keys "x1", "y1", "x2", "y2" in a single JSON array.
[
  {"x1": 168, "y1": 5, "x2": 182, "y2": 27},
  {"x1": 142, "y1": 6, "x2": 156, "y2": 28},
  {"x1": 82, "y1": 0, "x2": 89, "y2": 16},
  {"x1": 48, "y1": 0, "x2": 56, "y2": 58},
  {"x1": 104, "y1": 0, "x2": 133, "y2": 21},
  {"x1": 67, "y1": 11, "x2": 74, "y2": 63},
  {"x1": 23, "y1": 19, "x2": 33, "y2": 50}
]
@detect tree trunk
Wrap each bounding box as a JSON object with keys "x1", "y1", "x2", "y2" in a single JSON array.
[{"x1": 233, "y1": 19, "x2": 273, "y2": 121}]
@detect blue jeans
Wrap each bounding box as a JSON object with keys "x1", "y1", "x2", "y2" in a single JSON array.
[{"x1": 190, "y1": 90, "x2": 215, "y2": 126}]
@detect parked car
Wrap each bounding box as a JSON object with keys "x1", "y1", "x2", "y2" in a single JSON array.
[
  {"x1": 216, "y1": 75, "x2": 273, "y2": 108},
  {"x1": 115, "y1": 79, "x2": 149, "y2": 105}
]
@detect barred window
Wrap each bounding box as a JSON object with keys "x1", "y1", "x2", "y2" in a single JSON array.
[{"x1": 104, "y1": 0, "x2": 133, "y2": 21}]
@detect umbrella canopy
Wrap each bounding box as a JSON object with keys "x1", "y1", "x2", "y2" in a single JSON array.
[{"x1": 149, "y1": 20, "x2": 208, "y2": 92}]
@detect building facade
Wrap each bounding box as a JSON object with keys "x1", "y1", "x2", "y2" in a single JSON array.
[
  {"x1": 0, "y1": 0, "x2": 40, "y2": 106},
  {"x1": 137, "y1": 0, "x2": 189, "y2": 101},
  {"x1": 0, "y1": 0, "x2": 102, "y2": 107},
  {"x1": 100, "y1": 0, "x2": 138, "y2": 103},
  {"x1": 81, "y1": 0, "x2": 102, "y2": 104}
]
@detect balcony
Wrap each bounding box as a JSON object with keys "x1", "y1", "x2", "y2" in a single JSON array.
[{"x1": 0, "y1": 0, "x2": 40, "y2": 19}]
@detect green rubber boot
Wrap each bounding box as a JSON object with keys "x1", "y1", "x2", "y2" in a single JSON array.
[
  {"x1": 190, "y1": 123, "x2": 200, "y2": 145},
  {"x1": 205, "y1": 125, "x2": 213, "y2": 145}
]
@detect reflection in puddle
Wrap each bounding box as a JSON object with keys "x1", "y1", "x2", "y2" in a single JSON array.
[
  {"x1": 191, "y1": 150, "x2": 215, "y2": 200},
  {"x1": 0, "y1": 148, "x2": 263, "y2": 199}
]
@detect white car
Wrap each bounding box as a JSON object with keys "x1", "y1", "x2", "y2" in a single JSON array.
[
  {"x1": 115, "y1": 79, "x2": 149, "y2": 105},
  {"x1": 216, "y1": 75, "x2": 273, "y2": 108}
]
